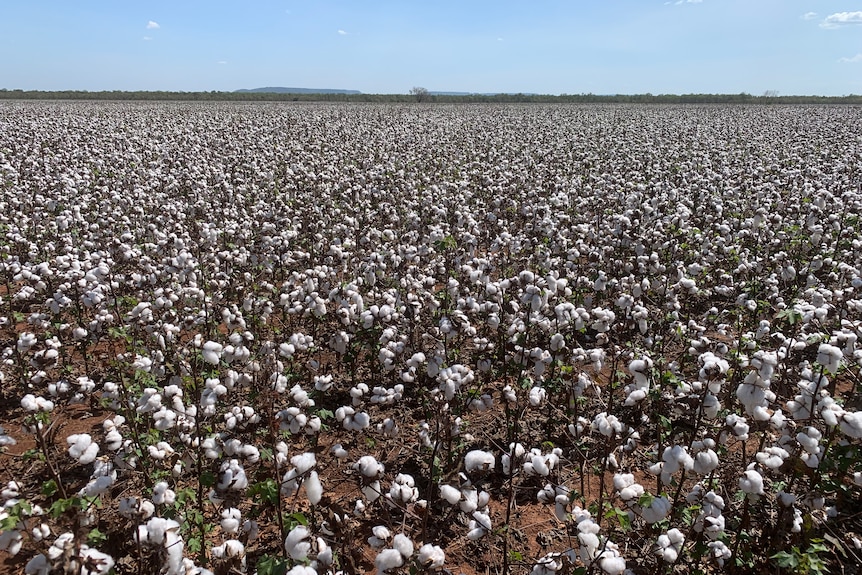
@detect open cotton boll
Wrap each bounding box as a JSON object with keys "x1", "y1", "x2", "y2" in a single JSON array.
[
  {"x1": 304, "y1": 471, "x2": 323, "y2": 505},
  {"x1": 368, "y1": 525, "x2": 391, "y2": 548},
  {"x1": 467, "y1": 510, "x2": 492, "y2": 540},
  {"x1": 392, "y1": 533, "x2": 414, "y2": 558},
  {"x1": 220, "y1": 508, "x2": 242, "y2": 534},
  {"x1": 440, "y1": 484, "x2": 462, "y2": 505},
  {"x1": 598, "y1": 554, "x2": 626, "y2": 575},
  {"x1": 417, "y1": 543, "x2": 445, "y2": 569},
  {"x1": 640, "y1": 496, "x2": 671, "y2": 523},
  {"x1": 354, "y1": 455, "x2": 384, "y2": 478},
  {"x1": 67, "y1": 433, "x2": 99, "y2": 464},
  {"x1": 656, "y1": 528, "x2": 685, "y2": 563},
  {"x1": 464, "y1": 450, "x2": 495, "y2": 473},
  {"x1": 201, "y1": 340, "x2": 223, "y2": 365},
  {"x1": 840, "y1": 411, "x2": 862, "y2": 439},
  {"x1": 284, "y1": 525, "x2": 311, "y2": 561},
  {"x1": 375, "y1": 548, "x2": 404, "y2": 573},
  {"x1": 152, "y1": 481, "x2": 176, "y2": 505},
  {"x1": 817, "y1": 343, "x2": 843, "y2": 374},
  {"x1": 739, "y1": 469, "x2": 765, "y2": 497}
]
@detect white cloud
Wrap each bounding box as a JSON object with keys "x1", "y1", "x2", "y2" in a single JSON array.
[
  {"x1": 217, "y1": 60, "x2": 228, "y2": 65},
  {"x1": 821, "y1": 11, "x2": 862, "y2": 28},
  {"x1": 802, "y1": 12, "x2": 817, "y2": 20},
  {"x1": 839, "y1": 53, "x2": 862, "y2": 63},
  {"x1": 674, "y1": 0, "x2": 703, "y2": 4},
  {"x1": 338, "y1": 29, "x2": 348, "y2": 35},
  {"x1": 146, "y1": 20, "x2": 160, "y2": 29},
  {"x1": 143, "y1": 36, "x2": 152, "y2": 41}
]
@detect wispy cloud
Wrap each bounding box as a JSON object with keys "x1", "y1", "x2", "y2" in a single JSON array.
[
  {"x1": 802, "y1": 12, "x2": 817, "y2": 20},
  {"x1": 674, "y1": 0, "x2": 703, "y2": 4},
  {"x1": 821, "y1": 11, "x2": 862, "y2": 28},
  {"x1": 146, "y1": 20, "x2": 160, "y2": 30},
  {"x1": 217, "y1": 60, "x2": 228, "y2": 65},
  {"x1": 337, "y1": 29, "x2": 348, "y2": 35},
  {"x1": 142, "y1": 36, "x2": 152, "y2": 41},
  {"x1": 839, "y1": 53, "x2": 862, "y2": 63}
]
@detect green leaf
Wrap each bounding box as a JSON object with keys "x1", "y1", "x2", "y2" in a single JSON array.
[
  {"x1": 256, "y1": 554, "x2": 289, "y2": 575},
  {"x1": 770, "y1": 550, "x2": 795, "y2": 569},
  {"x1": 42, "y1": 479, "x2": 57, "y2": 497},
  {"x1": 638, "y1": 492, "x2": 655, "y2": 508},
  {"x1": 186, "y1": 536, "x2": 202, "y2": 554},
  {"x1": 200, "y1": 471, "x2": 216, "y2": 488},
  {"x1": 87, "y1": 528, "x2": 108, "y2": 546}
]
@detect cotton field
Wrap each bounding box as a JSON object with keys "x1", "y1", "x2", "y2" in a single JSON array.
[{"x1": 0, "y1": 101, "x2": 861, "y2": 574}]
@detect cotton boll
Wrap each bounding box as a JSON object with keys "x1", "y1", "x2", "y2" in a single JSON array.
[
  {"x1": 304, "y1": 471, "x2": 323, "y2": 505},
  {"x1": 67, "y1": 433, "x2": 99, "y2": 464},
  {"x1": 816, "y1": 343, "x2": 843, "y2": 374},
  {"x1": 440, "y1": 484, "x2": 461, "y2": 505},
  {"x1": 201, "y1": 341, "x2": 223, "y2": 365},
  {"x1": 598, "y1": 554, "x2": 626, "y2": 575},
  {"x1": 840, "y1": 411, "x2": 862, "y2": 438},
  {"x1": 640, "y1": 496, "x2": 671, "y2": 523},
  {"x1": 0, "y1": 530, "x2": 23, "y2": 556},
  {"x1": 152, "y1": 481, "x2": 176, "y2": 505},
  {"x1": 392, "y1": 533, "x2": 414, "y2": 558},
  {"x1": 354, "y1": 455, "x2": 384, "y2": 478},
  {"x1": 284, "y1": 525, "x2": 311, "y2": 561},
  {"x1": 221, "y1": 508, "x2": 241, "y2": 534},
  {"x1": 417, "y1": 543, "x2": 445, "y2": 569},
  {"x1": 375, "y1": 548, "x2": 404, "y2": 572},
  {"x1": 739, "y1": 469, "x2": 764, "y2": 497},
  {"x1": 464, "y1": 450, "x2": 495, "y2": 473}
]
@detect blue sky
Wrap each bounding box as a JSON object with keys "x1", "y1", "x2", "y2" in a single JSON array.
[{"x1": 1, "y1": 1, "x2": 860, "y2": 95}]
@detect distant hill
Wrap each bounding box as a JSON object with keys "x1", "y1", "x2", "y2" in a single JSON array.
[{"x1": 235, "y1": 87, "x2": 362, "y2": 94}]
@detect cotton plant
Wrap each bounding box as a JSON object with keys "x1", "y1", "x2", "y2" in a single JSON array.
[
  {"x1": 135, "y1": 517, "x2": 184, "y2": 575},
  {"x1": 281, "y1": 452, "x2": 323, "y2": 505}
]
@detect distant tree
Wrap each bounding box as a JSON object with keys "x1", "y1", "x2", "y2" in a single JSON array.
[
  {"x1": 762, "y1": 90, "x2": 779, "y2": 103},
  {"x1": 409, "y1": 87, "x2": 430, "y2": 103}
]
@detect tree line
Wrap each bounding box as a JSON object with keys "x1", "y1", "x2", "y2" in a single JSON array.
[{"x1": 0, "y1": 89, "x2": 860, "y2": 104}]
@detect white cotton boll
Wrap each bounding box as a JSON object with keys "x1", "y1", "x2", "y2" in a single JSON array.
[
  {"x1": 817, "y1": 343, "x2": 843, "y2": 374},
  {"x1": 291, "y1": 452, "x2": 317, "y2": 475},
  {"x1": 286, "y1": 566, "x2": 317, "y2": 575},
  {"x1": 201, "y1": 341, "x2": 223, "y2": 365},
  {"x1": 464, "y1": 450, "x2": 495, "y2": 473},
  {"x1": 305, "y1": 471, "x2": 323, "y2": 505},
  {"x1": 641, "y1": 496, "x2": 671, "y2": 523},
  {"x1": 362, "y1": 480, "x2": 383, "y2": 502},
  {"x1": 417, "y1": 543, "x2": 445, "y2": 569},
  {"x1": 331, "y1": 443, "x2": 348, "y2": 459},
  {"x1": 284, "y1": 525, "x2": 311, "y2": 561},
  {"x1": 24, "y1": 554, "x2": 49, "y2": 575},
  {"x1": 840, "y1": 411, "x2": 862, "y2": 439},
  {"x1": 693, "y1": 449, "x2": 719, "y2": 475},
  {"x1": 529, "y1": 386, "x2": 547, "y2": 407},
  {"x1": 503, "y1": 385, "x2": 517, "y2": 403},
  {"x1": 67, "y1": 433, "x2": 99, "y2": 464},
  {"x1": 375, "y1": 548, "x2": 404, "y2": 572},
  {"x1": 354, "y1": 455, "x2": 384, "y2": 478},
  {"x1": 368, "y1": 525, "x2": 391, "y2": 548},
  {"x1": 152, "y1": 481, "x2": 176, "y2": 505},
  {"x1": 393, "y1": 533, "x2": 414, "y2": 558},
  {"x1": 221, "y1": 508, "x2": 241, "y2": 534},
  {"x1": 440, "y1": 484, "x2": 462, "y2": 505},
  {"x1": 0, "y1": 530, "x2": 23, "y2": 556},
  {"x1": 212, "y1": 539, "x2": 245, "y2": 560},
  {"x1": 756, "y1": 446, "x2": 790, "y2": 470},
  {"x1": 598, "y1": 555, "x2": 626, "y2": 575},
  {"x1": 739, "y1": 469, "x2": 764, "y2": 496}
]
